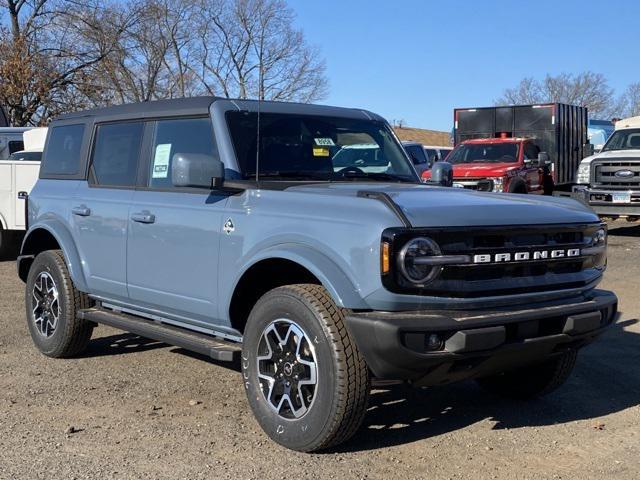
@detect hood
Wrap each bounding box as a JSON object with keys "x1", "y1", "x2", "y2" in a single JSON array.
[
  {"x1": 422, "y1": 163, "x2": 518, "y2": 179},
  {"x1": 286, "y1": 182, "x2": 599, "y2": 227},
  {"x1": 581, "y1": 149, "x2": 640, "y2": 166}
]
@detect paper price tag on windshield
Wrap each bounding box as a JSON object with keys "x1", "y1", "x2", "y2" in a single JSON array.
[
  {"x1": 313, "y1": 147, "x2": 330, "y2": 157},
  {"x1": 314, "y1": 138, "x2": 335, "y2": 146},
  {"x1": 152, "y1": 144, "x2": 172, "y2": 178}
]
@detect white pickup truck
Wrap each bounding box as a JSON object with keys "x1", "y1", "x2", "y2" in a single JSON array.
[
  {"x1": 0, "y1": 128, "x2": 46, "y2": 256},
  {"x1": 573, "y1": 116, "x2": 640, "y2": 220}
]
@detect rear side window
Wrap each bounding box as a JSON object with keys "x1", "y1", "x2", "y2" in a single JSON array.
[
  {"x1": 148, "y1": 117, "x2": 218, "y2": 189},
  {"x1": 8, "y1": 140, "x2": 24, "y2": 154},
  {"x1": 41, "y1": 124, "x2": 85, "y2": 176},
  {"x1": 91, "y1": 122, "x2": 144, "y2": 187}
]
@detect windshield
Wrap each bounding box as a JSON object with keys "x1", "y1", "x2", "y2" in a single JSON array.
[
  {"x1": 226, "y1": 112, "x2": 418, "y2": 182},
  {"x1": 447, "y1": 143, "x2": 519, "y2": 164},
  {"x1": 8, "y1": 151, "x2": 42, "y2": 161},
  {"x1": 602, "y1": 129, "x2": 640, "y2": 151}
]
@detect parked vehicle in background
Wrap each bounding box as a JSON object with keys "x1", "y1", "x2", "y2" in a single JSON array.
[
  {"x1": 0, "y1": 127, "x2": 33, "y2": 160},
  {"x1": 423, "y1": 104, "x2": 589, "y2": 194},
  {"x1": 573, "y1": 116, "x2": 640, "y2": 220},
  {"x1": 403, "y1": 142, "x2": 451, "y2": 175},
  {"x1": 18, "y1": 97, "x2": 617, "y2": 453},
  {"x1": 424, "y1": 145, "x2": 452, "y2": 162},
  {"x1": 0, "y1": 128, "x2": 45, "y2": 256},
  {"x1": 424, "y1": 137, "x2": 553, "y2": 194},
  {"x1": 8, "y1": 128, "x2": 48, "y2": 162},
  {"x1": 402, "y1": 141, "x2": 431, "y2": 174},
  {"x1": 588, "y1": 119, "x2": 615, "y2": 153}
]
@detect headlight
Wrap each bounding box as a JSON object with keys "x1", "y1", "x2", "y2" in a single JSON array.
[
  {"x1": 577, "y1": 163, "x2": 590, "y2": 184},
  {"x1": 398, "y1": 237, "x2": 443, "y2": 285},
  {"x1": 490, "y1": 177, "x2": 504, "y2": 192}
]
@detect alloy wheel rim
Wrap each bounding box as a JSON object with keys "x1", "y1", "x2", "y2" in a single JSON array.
[
  {"x1": 256, "y1": 319, "x2": 318, "y2": 419},
  {"x1": 32, "y1": 271, "x2": 60, "y2": 338}
]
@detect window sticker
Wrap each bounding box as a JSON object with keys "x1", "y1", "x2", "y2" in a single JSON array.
[
  {"x1": 313, "y1": 147, "x2": 330, "y2": 157},
  {"x1": 152, "y1": 143, "x2": 172, "y2": 178},
  {"x1": 314, "y1": 138, "x2": 335, "y2": 146}
]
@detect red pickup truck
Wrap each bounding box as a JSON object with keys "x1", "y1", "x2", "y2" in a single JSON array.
[{"x1": 422, "y1": 137, "x2": 553, "y2": 194}]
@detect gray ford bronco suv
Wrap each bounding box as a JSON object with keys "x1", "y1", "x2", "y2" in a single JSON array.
[{"x1": 18, "y1": 97, "x2": 617, "y2": 452}]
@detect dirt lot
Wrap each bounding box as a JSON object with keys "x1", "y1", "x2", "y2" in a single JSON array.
[{"x1": 1, "y1": 221, "x2": 639, "y2": 480}]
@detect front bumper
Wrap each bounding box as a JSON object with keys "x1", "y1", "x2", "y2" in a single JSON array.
[
  {"x1": 345, "y1": 289, "x2": 618, "y2": 386},
  {"x1": 571, "y1": 186, "x2": 640, "y2": 217}
]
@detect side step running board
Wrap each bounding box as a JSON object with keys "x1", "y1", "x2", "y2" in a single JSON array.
[{"x1": 78, "y1": 308, "x2": 241, "y2": 362}]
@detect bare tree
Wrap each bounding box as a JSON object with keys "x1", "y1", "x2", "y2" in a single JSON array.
[
  {"x1": 496, "y1": 72, "x2": 616, "y2": 118},
  {"x1": 619, "y1": 83, "x2": 640, "y2": 118},
  {"x1": 0, "y1": 0, "x2": 134, "y2": 125},
  {"x1": 191, "y1": 0, "x2": 328, "y2": 102}
]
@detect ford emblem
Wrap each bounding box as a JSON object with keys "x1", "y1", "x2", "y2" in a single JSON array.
[{"x1": 614, "y1": 169, "x2": 635, "y2": 178}]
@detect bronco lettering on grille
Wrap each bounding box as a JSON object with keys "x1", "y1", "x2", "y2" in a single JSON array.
[{"x1": 473, "y1": 248, "x2": 581, "y2": 264}]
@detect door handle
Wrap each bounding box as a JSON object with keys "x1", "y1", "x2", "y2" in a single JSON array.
[
  {"x1": 72, "y1": 206, "x2": 91, "y2": 217},
  {"x1": 131, "y1": 212, "x2": 156, "y2": 224}
]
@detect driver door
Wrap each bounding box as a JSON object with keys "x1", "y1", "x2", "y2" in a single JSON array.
[{"x1": 523, "y1": 142, "x2": 544, "y2": 194}]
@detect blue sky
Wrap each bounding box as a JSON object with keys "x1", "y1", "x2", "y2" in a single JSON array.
[{"x1": 292, "y1": 0, "x2": 639, "y2": 131}]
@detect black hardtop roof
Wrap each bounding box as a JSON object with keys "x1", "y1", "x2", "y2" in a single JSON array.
[{"x1": 55, "y1": 96, "x2": 383, "y2": 123}]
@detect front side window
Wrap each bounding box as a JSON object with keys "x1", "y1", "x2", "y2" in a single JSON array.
[
  {"x1": 523, "y1": 142, "x2": 540, "y2": 160},
  {"x1": 226, "y1": 112, "x2": 417, "y2": 182},
  {"x1": 41, "y1": 124, "x2": 85, "y2": 176},
  {"x1": 447, "y1": 143, "x2": 519, "y2": 164},
  {"x1": 603, "y1": 129, "x2": 640, "y2": 151},
  {"x1": 148, "y1": 117, "x2": 218, "y2": 189},
  {"x1": 91, "y1": 122, "x2": 144, "y2": 187}
]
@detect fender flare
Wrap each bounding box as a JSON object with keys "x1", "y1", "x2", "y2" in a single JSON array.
[
  {"x1": 20, "y1": 219, "x2": 89, "y2": 291},
  {"x1": 227, "y1": 243, "x2": 369, "y2": 313}
]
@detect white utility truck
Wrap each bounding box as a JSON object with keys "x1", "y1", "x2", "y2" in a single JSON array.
[
  {"x1": 573, "y1": 116, "x2": 640, "y2": 220},
  {"x1": 0, "y1": 128, "x2": 46, "y2": 256}
]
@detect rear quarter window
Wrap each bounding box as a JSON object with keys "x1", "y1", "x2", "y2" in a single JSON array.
[{"x1": 41, "y1": 124, "x2": 85, "y2": 176}]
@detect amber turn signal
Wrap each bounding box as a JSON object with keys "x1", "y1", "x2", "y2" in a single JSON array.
[{"x1": 381, "y1": 242, "x2": 390, "y2": 274}]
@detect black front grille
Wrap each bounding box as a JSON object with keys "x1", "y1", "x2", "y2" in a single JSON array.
[
  {"x1": 594, "y1": 160, "x2": 640, "y2": 188},
  {"x1": 382, "y1": 224, "x2": 605, "y2": 298}
]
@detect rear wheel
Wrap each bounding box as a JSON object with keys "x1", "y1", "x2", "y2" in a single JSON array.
[
  {"x1": 477, "y1": 349, "x2": 577, "y2": 399},
  {"x1": 242, "y1": 284, "x2": 370, "y2": 452},
  {"x1": 25, "y1": 250, "x2": 94, "y2": 358}
]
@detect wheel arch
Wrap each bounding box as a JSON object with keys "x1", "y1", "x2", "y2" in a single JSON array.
[
  {"x1": 0, "y1": 212, "x2": 7, "y2": 230},
  {"x1": 18, "y1": 221, "x2": 88, "y2": 290},
  {"x1": 227, "y1": 245, "x2": 367, "y2": 334},
  {"x1": 508, "y1": 177, "x2": 528, "y2": 194}
]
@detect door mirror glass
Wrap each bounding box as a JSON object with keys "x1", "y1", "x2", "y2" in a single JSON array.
[{"x1": 172, "y1": 153, "x2": 224, "y2": 189}]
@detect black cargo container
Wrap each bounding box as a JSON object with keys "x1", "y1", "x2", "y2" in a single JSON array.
[{"x1": 453, "y1": 103, "x2": 589, "y2": 186}]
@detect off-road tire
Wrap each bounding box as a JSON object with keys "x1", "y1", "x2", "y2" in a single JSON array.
[
  {"x1": 477, "y1": 349, "x2": 578, "y2": 399},
  {"x1": 242, "y1": 284, "x2": 370, "y2": 452},
  {"x1": 25, "y1": 250, "x2": 94, "y2": 358}
]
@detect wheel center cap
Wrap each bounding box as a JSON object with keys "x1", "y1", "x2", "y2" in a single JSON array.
[{"x1": 283, "y1": 362, "x2": 293, "y2": 376}]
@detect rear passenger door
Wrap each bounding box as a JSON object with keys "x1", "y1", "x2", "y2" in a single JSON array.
[
  {"x1": 71, "y1": 121, "x2": 144, "y2": 300},
  {"x1": 126, "y1": 117, "x2": 228, "y2": 327}
]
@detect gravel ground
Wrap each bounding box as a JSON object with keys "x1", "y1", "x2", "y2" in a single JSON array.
[{"x1": 1, "y1": 221, "x2": 639, "y2": 480}]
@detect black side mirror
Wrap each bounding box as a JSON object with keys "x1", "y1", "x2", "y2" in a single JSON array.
[
  {"x1": 537, "y1": 152, "x2": 550, "y2": 167},
  {"x1": 584, "y1": 143, "x2": 595, "y2": 157},
  {"x1": 426, "y1": 161, "x2": 453, "y2": 187},
  {"x1": 172, "y1": 153, "x2": 224, "y2": 189}
]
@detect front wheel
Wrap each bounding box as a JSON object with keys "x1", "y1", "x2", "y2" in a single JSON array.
[
  {"x1": 242, "y1": 284, "x2": 370, "y2": 452},
  {"x1": 476, "y1": 349, "x2": 577, "y2": 399}
]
